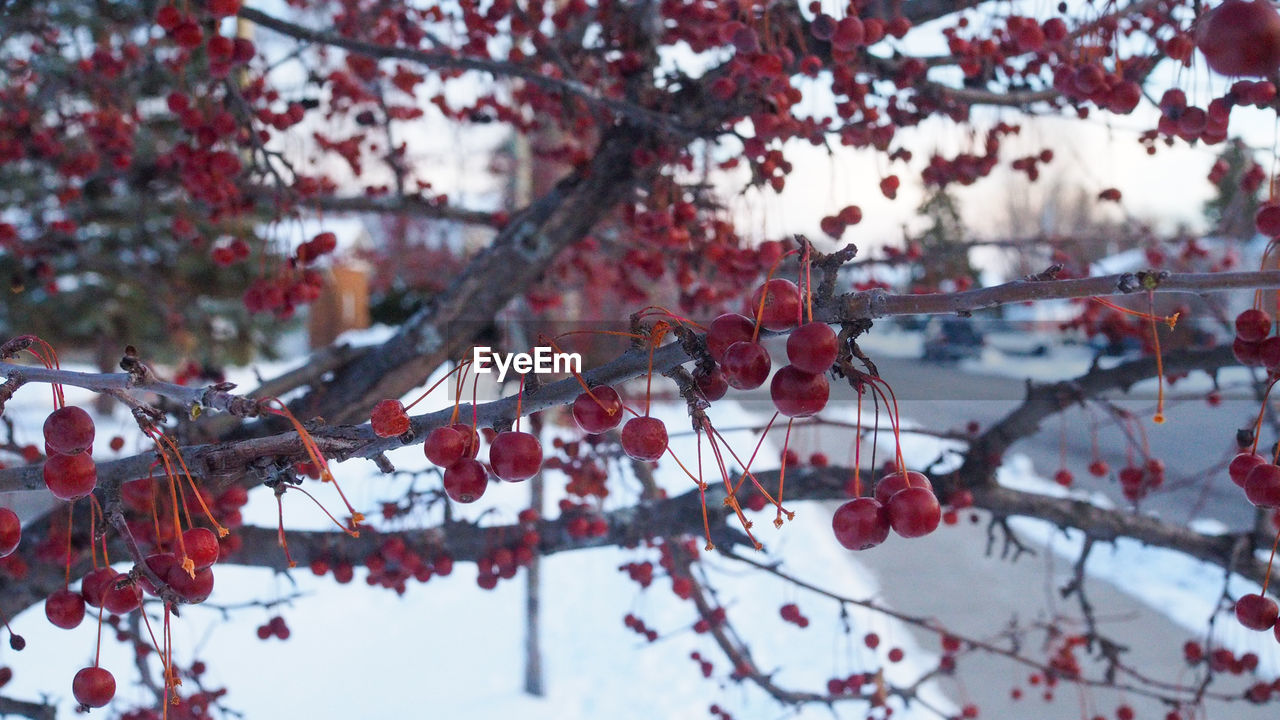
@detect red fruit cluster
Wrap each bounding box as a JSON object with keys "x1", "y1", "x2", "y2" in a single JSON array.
[
  {"x1": 544, "y1": 438, "x2": 609, "y2": 498},
  {"x1": 833, "y1": 470, "x2": 941, "y2": 550},
  {"x1": 623, "y1": 613, "x2": 659, "y2": 642},
  {"x1": 241, "y1": 269, "x2": 325, "y2": 319},
  {"x1": 620, "y1": 560, "x2": 654, "y2": 588},
  {"x1": 255, "y1": 615, "x2": 290, "y2": 640},
  {"x1": 1235, "y1": 308, "x2": 1280, "y2": 370},
  {"x1": 689, "y1": 651, "x2": 714, "y2": 678},
  {"x1": 295, "y1": 232, "x2": 338, "y2": 265},
  {"x1": 778, "y1": 602, "x2": 809, "y2": 628},
  {"x1": 1118, "y1": 459, "x2": 1165, "y2": 502},
  {"x1": 42, "y1": 406, "x2": 97, "y2": 501},
  {"x1": 560, "y1": 499, "x2": 610, "y2": 539}
]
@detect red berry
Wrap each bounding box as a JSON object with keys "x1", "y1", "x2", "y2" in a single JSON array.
[
  {"x1": 1230, "y1": 452, "x2": 1267, "y2": 487},
  {"x1": 786, "y1": 322, "x2": 839, "y2": 374},
  {"x1": 443, "y1": 459, "x2": 488, "y2": 503},
  {"x1": 770, "y1": 365, "x2": 830, "y2": 417},
  {"x1": 832, "y1": 498, "x2": 890, "y2": 550},
  {"x1": 721, "y1": 341, "x2": 771, "y2": 390},
  {"x1": 1235, "y1": 593, "x2": 1279, "y2": 630},
  {"x1": 1196, "y1": 0, "x2": 1280, "y2": 78},
  {"x1": 887, "y1": 487, "x2": 941, "y2": 538},
  {"x1": 43, "y1": 452, "x2": 97, "y2": 501},
  {"x1": 1234, "y1": 337, "x2": 1264, "y2": 366},
  {"x1": 1245, "y1": 463, "x2": 1280, "y2": 508},
  {"x1": 488, "y1": 431, "x2": 542, "y2": 481},
  {"x1": 874, "y1": 470, "x2": 932, "y2": 504},
  {"x1": 44, "y1": 589, "x2": 85, "y2": 629},
  {"x1": 0, "y1": 508, "x2": 18, "y2": 558},
  {"x1": 139, "y1": 553, "x2": 177, "y2": 596},
  {"x1": 706, "y1": 313, "x2": 756, "y2": 363},
  {"x1": 1088, "y1": 460, "x2": 1109, "y2": 477},
  {"x1": 694, "y1": 368, "x2": 729, "y2": 401},
  {"x1": 1053, "y1": 469, "x2": 1073, "y2": 487},
  {"x1": 621, "y1": 417, "x2": 668, "y2": 462},
  {"x1": 1257, "y1": 205, "x2": 1280, "y2": 237},
  {"x1": 102, "y1": 578, "x2": 141, "y2": 615},
  {"x1": 43, "y1": 406, "x2": 95, "y2": 455},
  {"x1": 1236, "y1": 309, "x2": 1272, "y2": 341},
  {"x1": 749, "y1": 278, "x2": 802, "y2": 331},
  {"x1": 572, "y1": 387, "x2": 624, "y2": 434},
  {"x1": 80, "y1": 568, "x2": 117, "y2": 608},
  {"x1": 183, "y1": 527, "x2": 220, "y2": 569},
  {"x1": 72, "y1": 666, "x2": 115, "y2": 708},
  {"x1": 425, "y1": 426, "x2": 466, "y2": 467},
  {"x1": 166, "y1": 564, "x2": 214, "y2": 603},
  {"x1": 370, "y1": 399, "x2": 411, "y2": 438}
]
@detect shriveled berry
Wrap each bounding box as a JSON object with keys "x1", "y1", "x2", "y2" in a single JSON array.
[{"x1": 370, "y1": 399, "x2": 411, "y2": 438}]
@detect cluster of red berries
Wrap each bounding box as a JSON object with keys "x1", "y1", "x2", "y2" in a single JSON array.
[
  {"x1": 545, "y1": 438, "x2": 610, "y2": 498},
  {"x1": 832, "y1": 470, "x2": 941, "y2": 551},
  {"x1": 705, "y1": 277, "x2": 836, "y2": 419},
  {"x1": 559, "y1": 500, "x2": 610, "y2": 539},
  {"x1": 689, "y1": 651, "x2": 714, "y2": 678},
  {"x1": 1183, "y1": 640, "x2": 1261, "y2": 676},
  {"x1": 240, "y1": 269, "x2": 324, "y2": 319},
  {"x1": 778, "y1": 602, "x2": 809, "y2": 628},
  {"x1": 1117, "y1": 459, "x2": 1165, "y2": 503},
  {"x1": 620, "y1": 560, "x2": 654, "y2": 588},
  {"x1": 254, "y1": 616, "x2": 290, "y2": 641},
  {"x1": 42, "y1": 406, "x2": 97, "y2": 501},
  {"x1": 622, "y1": 613, "x2": 659, "y2": 642}
]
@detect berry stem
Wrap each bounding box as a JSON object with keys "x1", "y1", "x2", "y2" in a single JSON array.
[
  {"x1": 696, "y1": 426, "x2": 713, "y2": 551},
  {"x1": 403, "y1": 361, "x2": 471, "y2": 412},
  {"x1": 775, "y1": 418, "x2": 795, "y2": 528},
  {"x1": 1263, "y1": 526, "x2": 1280, "y2": 596},
  {"x1": 1146, "y1": 291, "x2": 1167, "y2": 425},
  {"x1": 751, "y1": 249, "x2": 800, "y2": 343}
]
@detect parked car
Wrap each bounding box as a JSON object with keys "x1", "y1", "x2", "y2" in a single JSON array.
[{"x1": 921, "y1": 317, "x2": 984, "y2": 362}]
